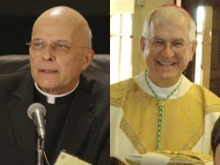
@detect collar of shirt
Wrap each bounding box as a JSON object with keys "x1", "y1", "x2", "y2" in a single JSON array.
[{"x1": 34, "y1": 81, "x2": 79, "y2": 104}]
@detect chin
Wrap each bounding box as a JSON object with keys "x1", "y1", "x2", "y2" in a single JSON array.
[
  {"x1": 38, "y1": 82, "x2": 57, "y2": 90},
  {"x1": 159, "y1": 73, "x2": 173, "y2": 79},
  {"x1": 159, "y1": 71, "x2": 180, "y2": 78}
]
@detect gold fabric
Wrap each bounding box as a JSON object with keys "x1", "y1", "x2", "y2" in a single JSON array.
[
  {"x1": 125, "y1": 150, "x2": 212, "y2": 165},
  {"x1": 158, "y1": 150, "x2": 212, "y2": 165},
  {"x1": 111, "y1": 78, "x2": 220, "y2": 154}
]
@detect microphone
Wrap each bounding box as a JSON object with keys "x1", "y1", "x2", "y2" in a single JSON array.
[{"x1": 27, "y1": 103, "x2": 46, "y2": 140}]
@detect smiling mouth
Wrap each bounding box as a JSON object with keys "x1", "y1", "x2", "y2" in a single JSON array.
[{"x1": 157, "y1": 61, "x2": 175, "y2": 66}]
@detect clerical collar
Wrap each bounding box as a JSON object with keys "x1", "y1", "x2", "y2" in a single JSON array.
[
  {"x1": 34, "y1": 81, "x2": 79, "y2": 104},
  {"x1": 146, "y1": 73, "x2": 182, "y2": 99}
]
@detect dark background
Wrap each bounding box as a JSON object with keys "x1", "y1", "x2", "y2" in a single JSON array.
[{"x1": 0, "y1": 0, "x2": 110, "y2": 55}]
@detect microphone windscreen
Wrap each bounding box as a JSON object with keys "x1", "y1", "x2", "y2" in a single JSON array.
[{"x1": 27, "y1": 103, "x2": 46, "y2": 119}]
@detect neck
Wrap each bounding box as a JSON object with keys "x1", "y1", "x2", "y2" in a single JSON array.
[
  {"x1": 145, "y1": 70, "x2": 182, "y2": 100},
  {"x1": 34, "y1": 81, "x2": 79, "y2": 104}
]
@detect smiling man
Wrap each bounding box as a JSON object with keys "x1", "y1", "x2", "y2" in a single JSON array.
[
  {"x1": 110, "y1": 5, "x2": 220, "y2": 165},
  {"x1": 0, "y1": 6, "x2": 109, "y2": 165}
]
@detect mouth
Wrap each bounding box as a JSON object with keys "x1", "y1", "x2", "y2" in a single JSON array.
[
  {"x1": 157, "y1": 61, "x2": 175, "y2": 66},
  {"x1": 39, "y1": 69, "x2": 59, "y2": 73}
]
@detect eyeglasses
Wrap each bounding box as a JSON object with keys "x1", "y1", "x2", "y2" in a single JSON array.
[
  {"x1": 26, "y1": 40, "x2": 89, "y2": 55},
  {"x1": 149, "y1": 39, "x2": 192, "y2": 52}
]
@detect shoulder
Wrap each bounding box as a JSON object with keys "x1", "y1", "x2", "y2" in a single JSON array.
[
  {"x1": 191, "y1": 84, "x2": 220, "y2": 113},
  {"x1": 81, "y1": 73, "x2": 109, "y2": 97},
  {"x1": 191, "y1": 84, "x2": 220, "y2": 103},
  {"x1": 110, "y1": 78, "x2": 135, "y2": 107},
  {"x1": 80, "y1": 73, "x2": 109, "y2": 114},
  {"x1": 0, "y1": 71, "x2": 30, "y2": 99},
  {"x1": 0, "y1": 71, "x2": 29, "y2": 87}
]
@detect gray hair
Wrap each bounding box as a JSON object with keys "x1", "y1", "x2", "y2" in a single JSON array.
[{"x1": 142, "y1": 6, "x2": 197, "y2": 42}]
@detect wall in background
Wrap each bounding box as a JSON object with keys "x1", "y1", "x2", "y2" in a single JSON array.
[{"x1": 0, "y1": 0, "x2": 108, "y2": 16}]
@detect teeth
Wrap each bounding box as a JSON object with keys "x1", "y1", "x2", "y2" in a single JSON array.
[{"x1": 158, "y1": 61, "x2": 174, "y2": 66}]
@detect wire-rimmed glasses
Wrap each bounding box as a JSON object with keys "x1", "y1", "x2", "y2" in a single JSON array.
[
  {"x1": 26, "y1": 39, "x2": 89, "y2": 55},
  {"x1": 149, "y1": 39, "x2": 192, "y2": 52}
]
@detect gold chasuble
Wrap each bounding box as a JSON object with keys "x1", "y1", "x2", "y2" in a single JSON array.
[{"x1": 110, "y1": 76, "x2": 220, "y2": 164}]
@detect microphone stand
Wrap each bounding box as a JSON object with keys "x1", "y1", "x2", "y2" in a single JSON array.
[{"x1": 37, "y1": 137, "x2": 45, "y2": 165}]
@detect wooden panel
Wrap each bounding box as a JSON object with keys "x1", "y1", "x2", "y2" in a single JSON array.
[
  {"x1": 214, "y1": 0, "x2": 220, "y2": 6},
  {"x1": 210, "y1": 6, "x2": 220, "y2": 96},
  {"x1": 181, "y1": 0, "x2": 198, "y2": 82}
]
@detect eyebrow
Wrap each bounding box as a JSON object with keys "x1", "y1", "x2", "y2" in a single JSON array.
[
  {"x1": 31, "y1": 39, "x2": 72, "y2": 44},
  {"x1": 152, "y1": 37, "x2": 186, "y2": 42},
  {"x1": 32, "y1": 38, "x2": 43, "y2": 42},
  {"x1": 53, "y1": 40, "x2": 72, "y2": 44}
]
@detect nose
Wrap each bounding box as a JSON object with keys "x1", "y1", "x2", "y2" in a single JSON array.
[
  {"x1": 42, "y1": 45, "x2": 55, "y2": 61},
  {"x1": 160, "y1": 42, "x2": 175, "y2": 58}
]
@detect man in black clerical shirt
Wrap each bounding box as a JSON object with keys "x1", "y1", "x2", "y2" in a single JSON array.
[{"x1": 0, "y1": 6, "x2": 109, "y2": 165}]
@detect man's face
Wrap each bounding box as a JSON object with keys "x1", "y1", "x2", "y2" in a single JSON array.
[
  {"x1": 141, "y1": 18, "x2": 196, "y2": 87},
  {"x1": 30, "y1": 17, "x2": 93, "y2": 94},
  {"x1": 215, "y1": 144, "x2": 220, "y2": 165}
]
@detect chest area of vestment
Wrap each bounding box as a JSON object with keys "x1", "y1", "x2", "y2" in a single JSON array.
[{"x1": 121, "y1": 88, "x2": 204, "y2": 152}]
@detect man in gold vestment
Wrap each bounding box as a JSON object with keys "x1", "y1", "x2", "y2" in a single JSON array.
[{"x1": 110, "y1": 4, "x2": 220, "y2": 165}]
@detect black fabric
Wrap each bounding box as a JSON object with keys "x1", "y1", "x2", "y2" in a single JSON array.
[
  {"x1": 0, "y1": 63, "x2": 109, "y2": 165},
  {"x1": 35, "y1": 87, "x2": 77, "y2": 163},
  {"x1": 211, "y1": 116, "x2": 220, "y2": 155}
]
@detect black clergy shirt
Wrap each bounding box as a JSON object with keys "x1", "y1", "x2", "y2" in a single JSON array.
[{"x1": 35, "y1": 87, "x2": 77, "y2": 164}]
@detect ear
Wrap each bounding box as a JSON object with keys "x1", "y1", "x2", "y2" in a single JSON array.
[
  {"x1": 81, "y1": 49, "x2": 95, "y2": 70},
  {"x1": 140, "y1": 37, "x2": 146, "y2": 53},
  {"x1": 189, "y1": 40, "x2": 197, "y2": 61}
]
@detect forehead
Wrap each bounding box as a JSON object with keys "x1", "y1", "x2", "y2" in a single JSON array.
[
  {"x1": 32, "y1": 17, "x2": 80, "y2": 42},
  {"x1": 151, "y1": 19, "x2": 189, "y2": 41}
]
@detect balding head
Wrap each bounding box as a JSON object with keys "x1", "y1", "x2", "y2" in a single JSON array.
[
  {"x1": 29, "y1": 6, "x2": 95, "y2": 94},
  {"x1": 32, "y1": 6, "x2": 92, "y2": 48}
]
